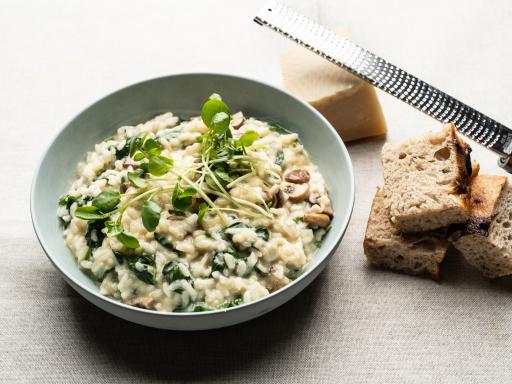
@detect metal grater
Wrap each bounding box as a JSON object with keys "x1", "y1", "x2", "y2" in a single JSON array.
[{"x1": 254, "y1": 0, "x2": 512, "y2": 172}]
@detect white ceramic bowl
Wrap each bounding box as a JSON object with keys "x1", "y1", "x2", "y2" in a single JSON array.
[{"x1": 31, "y1": 73, "x2": 354, "y2": 330}]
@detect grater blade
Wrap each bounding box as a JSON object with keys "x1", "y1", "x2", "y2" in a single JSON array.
[{"x1": 254, "y1": 0, "x2": 512, "y2": 172}]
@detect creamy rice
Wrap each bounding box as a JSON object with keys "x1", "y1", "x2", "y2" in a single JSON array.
[{"x1": 58, "y1": 100, "x2": 333, "y2": 312}]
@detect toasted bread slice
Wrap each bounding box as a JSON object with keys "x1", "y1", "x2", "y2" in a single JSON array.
[
  {"x1": 364, "y1": 189, "x2": 450, "y2": 279},
  {"x1": 381, "y1": 123, "x2": 472, "y2": 232},
  {"x1": 451, "y1": 175, "x2": 512, "y2": 278}
]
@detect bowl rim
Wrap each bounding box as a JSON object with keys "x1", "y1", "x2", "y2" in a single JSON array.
[{"x1": 30, "y1": 72, "x2": 355, "y2": 318}]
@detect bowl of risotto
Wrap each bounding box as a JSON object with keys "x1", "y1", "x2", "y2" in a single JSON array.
[{"x1": 31, "y1": 73, "x2": 354, "y2": 330}]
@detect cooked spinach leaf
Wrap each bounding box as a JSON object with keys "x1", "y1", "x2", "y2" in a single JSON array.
[
  {"x1": 157, "y1": 130, "x2": 181, "y2": 141},
  {"x1": 286, "y1": 268, "x2": 302, "y2": 280},
  {"x1": 115, "y1": 142, "x2": 130, "y2": 160},
  {"x1": 59, "y1": 195, "x2": 77, "y2": 209},
  {"x1": 275, "y1": 151, "x2": 284, "y2": 166},
  {"x1": 85, "y1": 219, "x2": 106, "y2": 250},
  {"x1": 267, "y1": 122, "x2": 291, "y2": 135},
  {"x1": 217, "y1": 297, "x2": 243, "y2": 309},
  {"x1": 193, "y1": 305, "x2": 214, "y2": 312},
  {"x1": 154, "y1": 233, "x2": 181, "y2": 255},
  {"x1": 211, "y1": 251, "x2": 227, "y2": 274},
  {"x1": 255, "y1": 227, "x2": 269, "y2": 241},
  {"x1": 112, "y1": 250, "x2": 126, "y2": 264},
  {"x1": 128, "y1": 252, "x2": 156, "y2": 284},
  {"x1": 162, "y1": 261, "x2": 193, "y2": 285},
  {"x1": 97, "y1": 267, "x2": 115, "y2": 282}
]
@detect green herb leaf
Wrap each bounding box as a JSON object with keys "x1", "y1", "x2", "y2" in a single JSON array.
[
  {"x1": 209, "y1": 93, "x2": 222, "y2": 101},
  {"x1": 92, "y1": 188, "x2": 120, "y2": 213},
  {"x1": 201, "y1": 97, "x2": 230, "y2": 129},
  {"x1": 129, "y1": 133, "x2": 147, "y2": 157},
  {"x1": 127, "y1": 169, "x2": 147, "y2": 188},
  {"x1": 255, "y1": 227, "x2": 269, "y2": 241},
  {"x1": 75, "y1": 206, "x2": 107, "y2": 220},
  {"x1": 211, "y1": 251, "x2": 227, "y2": 275},
  {"x1": 162, "y1": 261, "x2": 193, "y2": 285},
  {"x1": 172, "y1": 182, "x2": 197, "y2": 211},
  {"x1": 147, "y1": 154, "x2": 173, "y2": 176},
  {"x1": 157, "y1": 130, "x2": 181, "y2": 141},
  {"x1": 105, "y1": 220, "x2": 123, "y2": 237},
  {"x1": 59, "y1": 195, "x2": 77, "y2": 209},
  {"x1": 268, "y1": 122, "x2": 291, "y2": 135},
  {"x1": 117, "y1": 232, "x2": 140, "y2": 249},
  {"x1": 293, "y1": 216, "x2": 304, "y2": 223},
  {"x1": 154, "y1": 233, "x2": 181, "y2": 255},
  {"x1": 235, "y1": 130, "x2": 258, "y2": 148},
  {"x1": 217, "y1": 297, "x2": 243, "y2": 309},
  {"x1": 132, "y1": 152, "x2": 146, "y2": 161},
  {"x1": 286, "y1": 268, "x2": 302, "y2": 280},
  {"x1": 115, "y1": 139, "x2": 131, "y2": 160},
  {"x1": 211, "y1": 112, "x2": 231, "y2": 134},
  {"x1": 143, "y1": 138, "x2": 161, "y2": 153},
  {"x1": 275, "y1": 151, "x2": 284, "y2": 166},
  {"x1": 86, "y1": 219, "x2": 107, "y2": 250},
  {"x1": 193, "y1": 305, "x2": 213, "y2": 312},
  {"x1": 197, "y1": 202, "x2": 209, "y2": 224},
  {"x1": 141, "y1": 200, "x2": 162, "y2": 232},
  {"x1": 128, "y1": 252, "x2": 156, "y2": 284},
  {"x1": 96, "y1": 267, "x2": 115, "y2": 282},
  {"x1": 112, "y1": 250, "x2": 126, "y2": 264}
]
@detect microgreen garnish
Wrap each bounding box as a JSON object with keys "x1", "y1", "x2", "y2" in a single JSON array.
[
  {"x1": 127, "y1": 169, "x2": 147, "y2": 188},
  {"x1": 117, "y1": 232, "x2": 140, "y2": 249},
  {"x1": 197, "y1": 202, "x2": 209, "y2": 224},
  {"x1": 172, "y1": 182, "x2": 197, "y2": 212},
  {"x1": 92, "y1": 188, "x2": 120, "y2": 213},
  {"x1": 141, "y1": 200, "x2": 162, "y2": 232}
]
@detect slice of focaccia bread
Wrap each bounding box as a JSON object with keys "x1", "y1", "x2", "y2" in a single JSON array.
[
  {"x1": 451, "y1": 175, "x2": 512, "y2": 278},
  {"x1": 364, "y1": 189, "x2": 450, "y2": 279},
  {"x1": 381, "y1": 123, "x2": 472, "y2": 232}
]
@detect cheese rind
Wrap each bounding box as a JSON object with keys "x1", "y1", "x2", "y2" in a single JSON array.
[{"x1": 280, "y1": 34, "x2": 387, "y2": 142}]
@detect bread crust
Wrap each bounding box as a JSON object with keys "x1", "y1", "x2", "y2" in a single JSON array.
[
  {"x1": 458, "y1": 175, "x2": 507, "y2": 236},
  {"x1": 449, "y1": 123, "x2": 473, "y2": 196}
]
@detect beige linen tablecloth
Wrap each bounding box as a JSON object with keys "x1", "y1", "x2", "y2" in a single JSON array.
[{"x1": 2, "y1": 0, "x2": 512, "y2": 382}]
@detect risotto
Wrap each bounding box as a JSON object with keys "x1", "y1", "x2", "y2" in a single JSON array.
[{"x1": 57, "y1": 94, "x2": 333, "y2": 312}]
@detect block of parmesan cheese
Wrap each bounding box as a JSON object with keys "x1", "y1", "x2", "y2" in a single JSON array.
[{"x1": 280, "y1": 32, "x2": 387, "y2": 142}]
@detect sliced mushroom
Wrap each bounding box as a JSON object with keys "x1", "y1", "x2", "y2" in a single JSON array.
[
  {"x1": 303, "y1": 212, "x2": 331, "y2": 227},
  {"x1": 309, "y1": 194, "x2": 333, "y2": 216},
  {"x1": 285, "y1": 169, "x2": 310, "y2": 184},
  {"x1": 123, "y1": 296, "x2": 155, "y2": 309},
  {"x1": 231, "y1": 112, "x2": 245, "y2": 129},
  {"x1": 168, "y1": 215, "x2": 186, "y2": 221},
  {"x1": 322, "y1": 205, "x2": 334, "y2": 217},
  {"x1": 122, "y1": 159, "x2": 139, "y2": 169},
  {"x1": 281, "y1": 182, "x2": 309, "y2": 203},
  {"x1": 264, "y1": 266, "x2": 290, "y2": 292}
]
